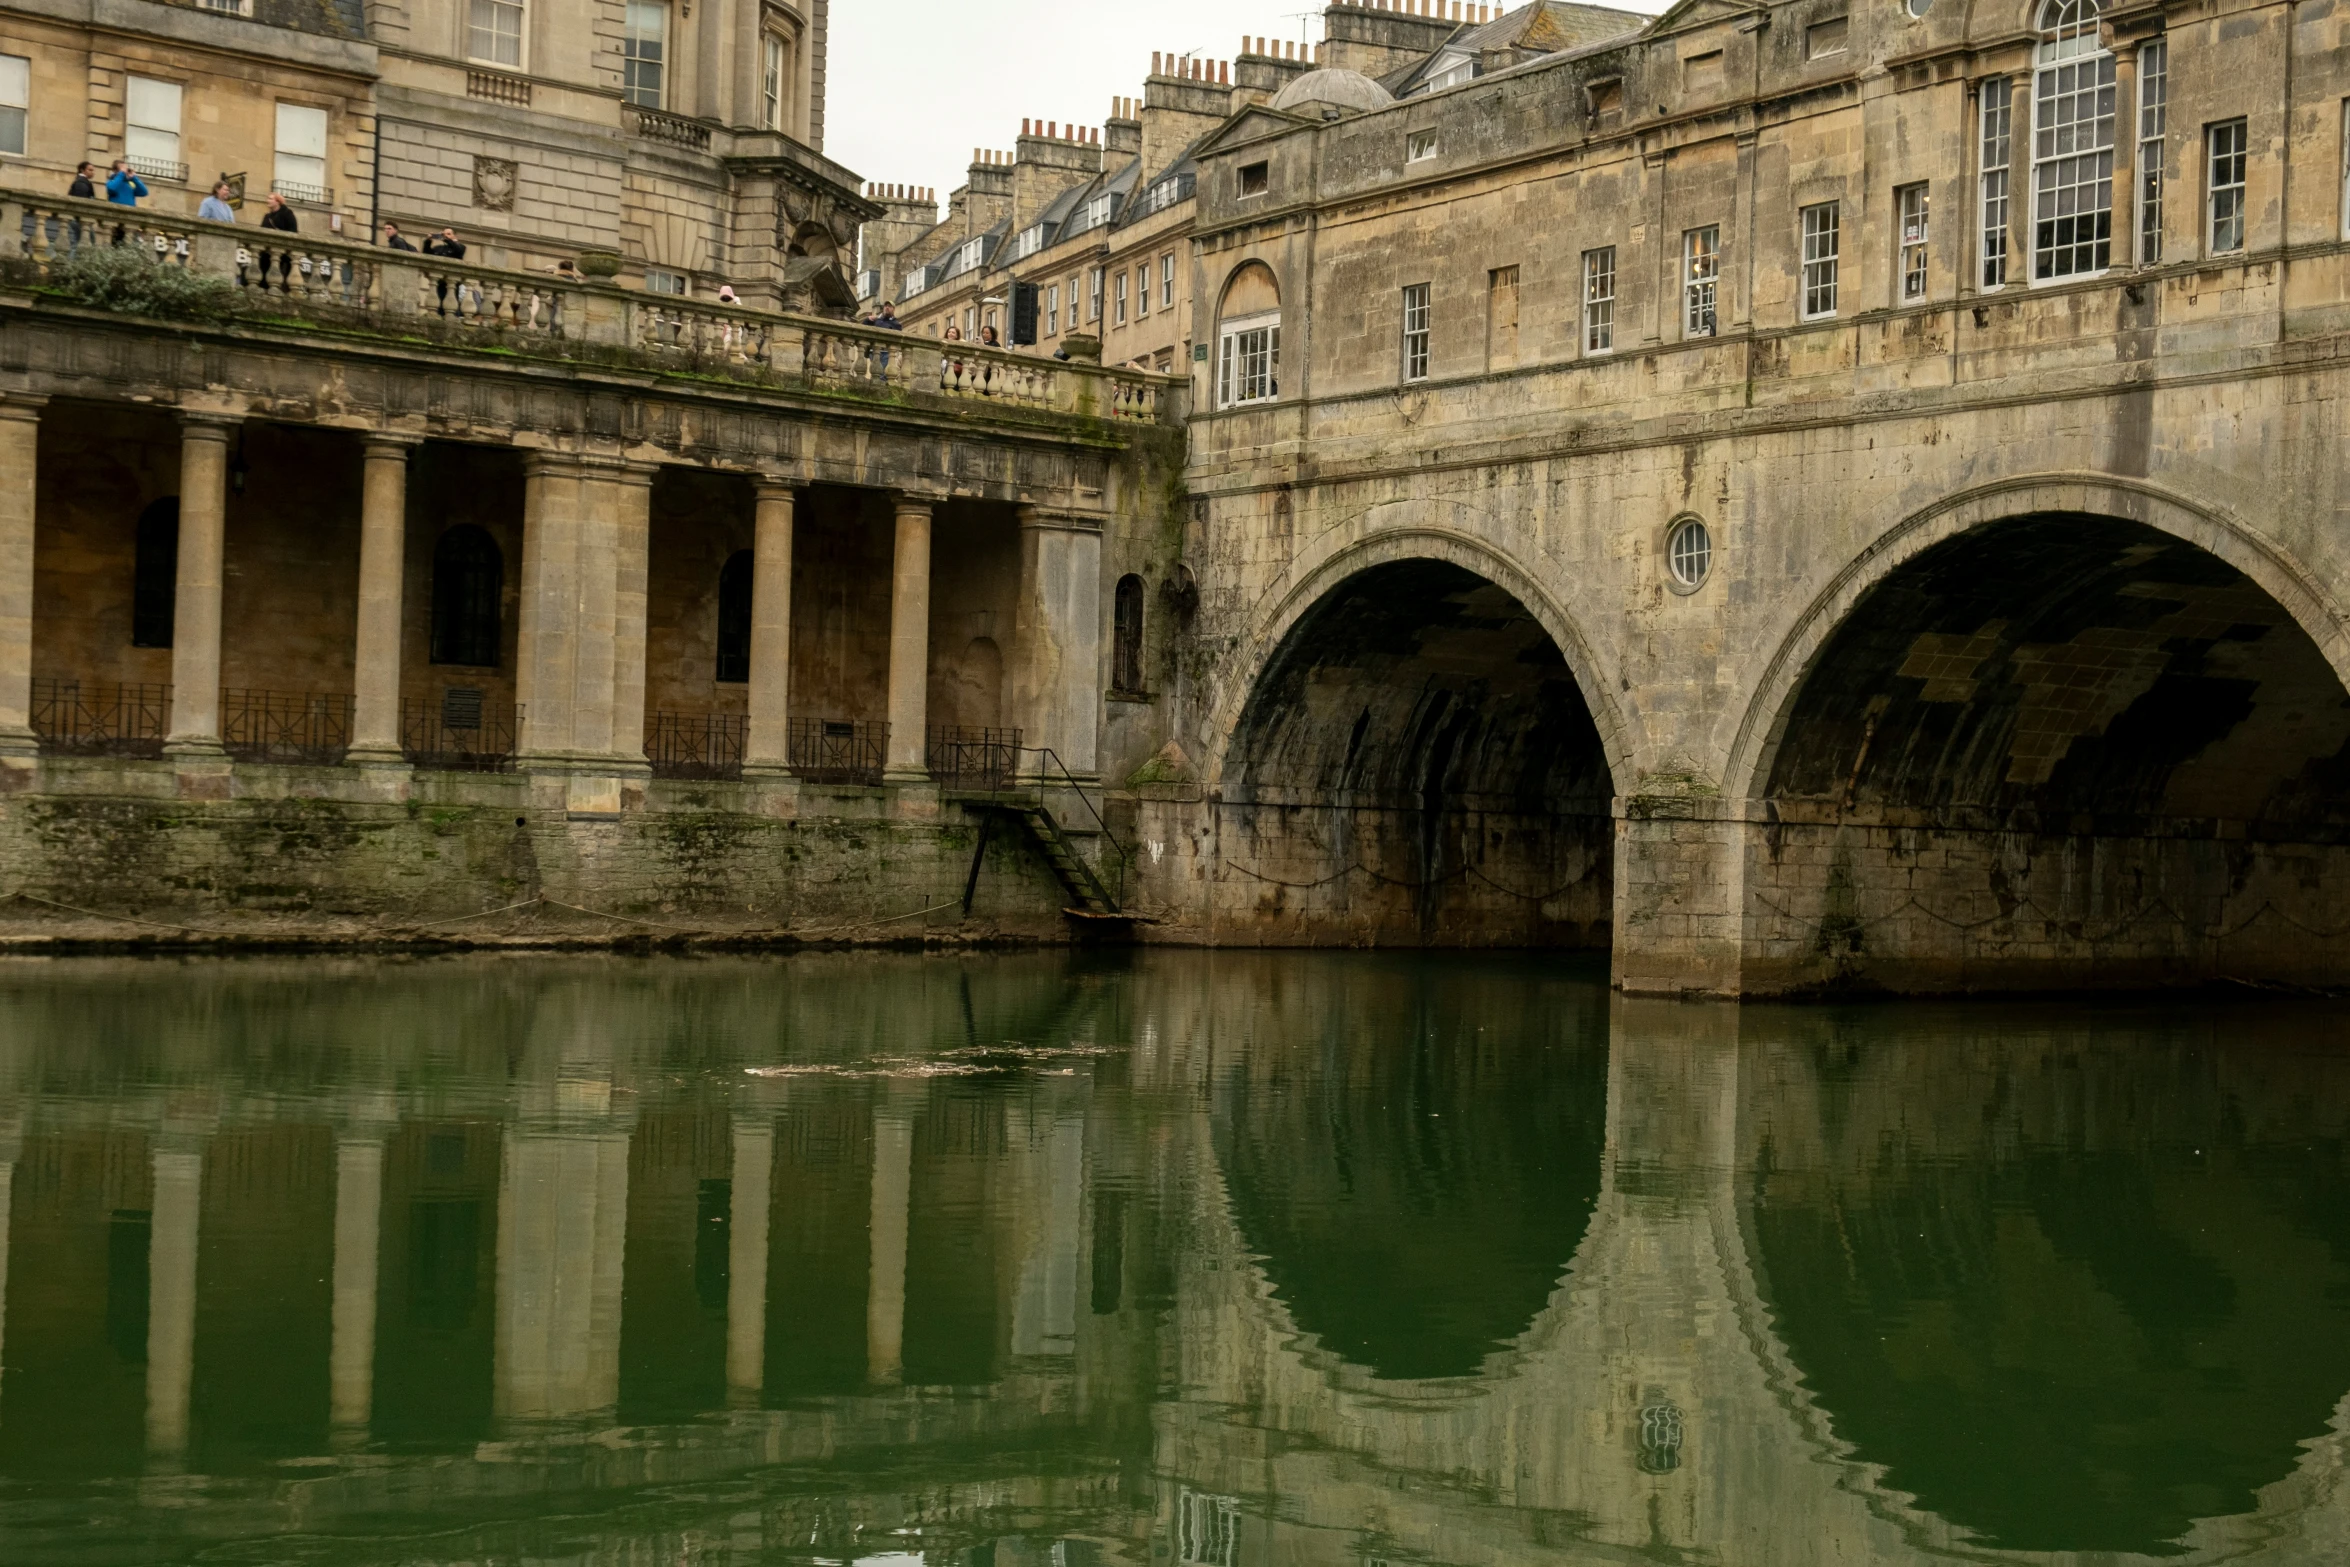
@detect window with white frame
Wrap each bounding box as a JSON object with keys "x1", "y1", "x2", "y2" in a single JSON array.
[
  {"x1": 467, "y1": 0, "x2": 523, "y2": 68},
  {"x1": 273, "y1": 104, "x2": 329, "y2": 204},
  {"x1": 1114, "y1": 268, "x2": 1128, "y2": 324},
  {"x1": 1582, "y1": 246, "x2": 1615, "y2": 353},
  {"x1": 125, "y1": 77, "x2": 184, "y2": 182},
  {"x1": 1980, "y1": 76, "x2": 2013, "y2": 286},
  {"x1": 1160, "y1": 252, "x2": 1175, "y2": 308},
  {"x1": 2208, "y1": 117, "x2": 2247, "y2": 254},
  {"x1": 1897, "y1": 183, "x2": 1929, "y2": 300},
  {"x1": 2137, "y1": 41, "x2": 2166, "y2": 263},
  {"x1": 1407, "y1": 129, "x2": 1438, "y2": 163},
  {"x1": 0, "y1": 54, "x2": 26, "y2": 158},
  {"x1": 1683, "y1": 226, "x2": 1718, "y2": 337},
  {"x1": 1135, "y1": 264, "x2": 1150, "y2": 316},
  {"x1": 1047, "y1": 282, "x2": 1060, "y2": 335},
  {"x1": 623, "y1": 1, "x2": 667, "y2": 108},
  {"x1": 2031, "y1": 0, "x2": 2115, "y2": 279},
  {"x1": 1218, "y1": 312, "x2": 1278, "y2": 406},
  {"x1": 1088, "y1": 266, "x2": 1104, "y2": 322},
  {"x1": 1800, "y1": 202, "x2": 1840, "y2": 317},
  {"x1": 643, "y1": 267, "x2": 689, "y2": 295},
  {"x1": 1400, "y1": 282, "x2": 1430, "y2": 381},
  {"x1": 762, "y1": 34, "x2": 787, "y2": 131}
]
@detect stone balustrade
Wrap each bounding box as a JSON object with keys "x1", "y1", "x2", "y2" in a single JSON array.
[{"x1": 0, "y1": 186, "x2": 1179, "y2": 425}]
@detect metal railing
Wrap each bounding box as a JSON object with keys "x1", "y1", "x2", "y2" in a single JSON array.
[
  {"x1": 788, "y1": 717, "x2": 886, "y2": 786},
  {"x1": 928, "y1": 726, "x2": 1022, "y2": 790},
  {"x1": 401, "y1": 689, "x2": 517, "y2": 772},
  {"x1": 221, "y1": 687, "x2": 353, "y2": 765},
  {"x1": 647, "y1": 710, "x2": 746, "y2": 780},
  {"x1": 30, "y1": 679, "x2": 169, "y2": 758},
  {"x1": 126, "y1": 157, "x2": 188, "y2": 185}
]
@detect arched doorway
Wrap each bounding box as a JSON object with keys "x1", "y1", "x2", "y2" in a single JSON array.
[
  {"x1": 1753, "y1": 512, "x2": 2350, "y2": 989},
  {"x1": 1225, "y1": 558, "x2": 1614, "y2": 947}
]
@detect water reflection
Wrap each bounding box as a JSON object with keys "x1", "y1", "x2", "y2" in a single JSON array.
[{"x1": 0, "y1": 955, "x2": 2344, "y2": 1565}]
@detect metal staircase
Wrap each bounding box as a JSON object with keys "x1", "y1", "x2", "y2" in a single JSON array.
[{"x1": 1007, "y1": 800, "x2": 1122, "y2": 918}]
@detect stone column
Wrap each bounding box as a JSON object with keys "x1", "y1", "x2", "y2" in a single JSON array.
[
  {"x1": 165, "y1": 416, "x2": 236, "y2": 759},
  {"x1": 146, "y1": 1144, "x2": 204, "y2": 1462},
  {"x1": 610, "y1": 464, "x2": 654, "y2": 768},
  {"x1": 882, "y1": 495, "x2": 934, "y2": 783},
  {"x1": 1012, "y1": 508, "x2": 1105, "y2": 782},
  {"x1": 329, "y1": 1134, "x2": 385, "y2": 1441},
  {"x1": 0, "y1": 396, "x2": 45, "y2": 763},
  {"x1": 743, "y1": 481, "x2": 797, "y2": 776},
  {"x1": 725, "y1": 1119, "x2": 774, "y2": 1405},
  {"x1": 866, "y1": 1107, "x2": 913, "y2": 1386},
  {"x1": 347, "y1": 437, "x2": 417, "y2": 768}
]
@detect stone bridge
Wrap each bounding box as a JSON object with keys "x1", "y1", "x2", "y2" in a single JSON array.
[{"x1": 1123, "y1": 0, "x2": 2350, "y2": 994}]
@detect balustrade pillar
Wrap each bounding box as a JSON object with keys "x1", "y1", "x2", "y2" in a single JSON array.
[
  {"x1": 330, "y1": 1135, "x2": 385, "y2": 1441},
  {"x1": 0, "y1": 396, "x2": 44, "y2": 764},
  {"x1": 164, "y1": 416, "x2": 237, "y2": 759},
  {"x1": 146, "y1": 1143, "x2": 204, "y2": 1463},
  {"x1": 725, "y1": 1119, "x2": 774, "y2": 1405},
  {"x1": 348, "y1": 437, "x2": 418, "y2": 767},
  {"x1": 883, "y1": 495, "x2": 934, "y2": 783},
  {"x1": 1012, "y1": 508, "x2": 1105, "y2": 781},
  {"x1": 743, "y1": 481, "x2": 797, "y2": 776}
]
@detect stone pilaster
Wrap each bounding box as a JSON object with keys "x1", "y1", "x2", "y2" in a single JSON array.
[
  {"x1": 164, "y1": 415, "x2": 237, "y2": 762},
  {"x1": 882, "y1": 495, "x2": 934, "y2": 784},
  {"x1": 1012, "y1": 507, "x2": 1105, "y2": 783},
  {"x1": 611, "y1": 463, "x2": 654, "y2": 769},
  {"x1": 743, "y1": 481, "x2": 797, "y2": 779},
  {"x1": 0, "y1": 397, "x2": 44, "y2": 767},
  {"x1": 348, "y1": 436, "x2": 419, "y2": 769}
]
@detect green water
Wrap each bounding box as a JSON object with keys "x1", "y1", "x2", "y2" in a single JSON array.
[{"x1": 3, "y1": 952, "x2": 2349, "y2": 1565}]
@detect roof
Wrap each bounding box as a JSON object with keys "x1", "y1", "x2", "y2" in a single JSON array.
[{"x1": 1389, "y1": 1, "x2": 1650, "y2": 95}]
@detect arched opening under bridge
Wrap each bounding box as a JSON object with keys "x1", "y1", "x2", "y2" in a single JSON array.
[
  {"x1": 1225, "y1": 558, "x2": 1614, "y2": 947},
  {"x1": 1751, "y1": 511, "x2": 2350, "y2": 991}
]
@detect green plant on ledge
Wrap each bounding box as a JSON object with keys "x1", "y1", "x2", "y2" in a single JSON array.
[{"x1": 47, "y1": 245, "x2": 238, "y2": 323}]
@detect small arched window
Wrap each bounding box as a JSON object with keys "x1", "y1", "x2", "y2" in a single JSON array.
[
  {"x1": 1216, "y1": 262, "x2": 1282, "y2": 408},
  {"x1": 715, "y1": 549, "x2": 753, "y2": 683},
  {"x1": 1112, "y1": 573, "x2": 1145, "y2": 694},
  {"x1": 429, "y1": 525, "x2": 503, "y2": 668},
  {"x1": 131, "y1": 497, "x2": 178, "y2": 649}
]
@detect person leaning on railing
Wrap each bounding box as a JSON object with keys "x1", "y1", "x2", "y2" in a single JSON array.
[
  {"x1": 197, "y1": 181, "x2": 235, "y2": 224},
  {"x1": 421, "y1": 227, "x2": 466, "y2": 315},
  {"x1": 256, "y1": 192, "x2": 297, "y2": 290}
]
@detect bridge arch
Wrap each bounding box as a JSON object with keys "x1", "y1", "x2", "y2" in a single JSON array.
[
  {"x1": 1205, "y1": 521, "x2": 1624, "y2": 947},
  {"x1": 1720, "y1": 475, "x2": 2350, "y2": 990}
]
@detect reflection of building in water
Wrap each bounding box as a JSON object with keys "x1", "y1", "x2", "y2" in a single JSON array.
[{"x1": 0, "y1": 957, "x2": 2347, "y2": 1566}]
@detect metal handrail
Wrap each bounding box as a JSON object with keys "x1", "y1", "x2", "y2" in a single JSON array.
[{"x1": 1020, "y1": 745, "x2": 1130, "y2": 900}]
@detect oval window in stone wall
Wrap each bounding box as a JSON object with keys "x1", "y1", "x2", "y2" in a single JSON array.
[{"x1": 1667, "y1": 517, "x2": 1714, "y2": 591}]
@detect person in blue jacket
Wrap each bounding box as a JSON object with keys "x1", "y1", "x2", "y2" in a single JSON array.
[{"x1": 104, "y1": 158, "x2": 147, "y2": 206}]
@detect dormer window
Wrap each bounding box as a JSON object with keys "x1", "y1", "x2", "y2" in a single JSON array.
[
  {"x1": 1424, "y1": 53, "x2": 1476, "y2": 92},
  {"x1": 1237, "y1": 162, "x2": 1269, "y2": 198}
]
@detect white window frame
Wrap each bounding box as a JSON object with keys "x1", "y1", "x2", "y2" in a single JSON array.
[
  {"x1": 1217, "y1": 310, "x2": 1279, "y2": 408},
  {"x1": 1582, "y1": 246, "x2": 1615, "y2": 354},
  {"x1": 2136, "y1": 41, "x2": 2167, "y2": 264},
  {"x1": 623, "y1": 0, "x2": 668, "y2": 109},
  {"x1": 467, "y1": 0, "x2": 525, "y2": 69},
  {"x1": 0, "y1": 53, "x2": 27, "y2": 159},
  {"x1": 2029, "y1": 0, "x2": 2116, "y2": 281},
  {"x1": 1896, "y1": 183, "x2": 1929, "y2": 301},
  {"x1": 1406, "y1": 129, "x2": 1438, "y2": 163},
  {"x1": 762, "y1": 34, "x2": 786, "y2": 131},
  {"x1": 1800, "y1": 202, "x2": 1841, "y2": 319},
  {"x1": 2207, "y1": 117, "x2": 2247, "y2": 255},
  {"x1": 643, "y1": 266, "x2": 689, "y2": 296},
  {"x1": 1400, "y1": 281, "x2": 1431, "y2": 381},
  {"x1": 1683, "y1": 225, "x2": 1719, "y2": 336},
  {"x1": 1088, "y1": 266, "x2": 1104, "y2": 322},
  {"x1": 1135, "y1": 263, "x2": 1150, "y2": 317},
  {"x1": 1114, "y1": 268, "x2": 1129, "y2": 325},
  {"x1": 1980, "y1": 76, "x2": 2013, "y2": 287},
  {"x1": 1161, "y1": 252, "x2": 1175, "y2": 309},
  {"x1": 1046, "y1": 282, "x2": 1059, "y2": 335},
  {"x1": 272, "y1": 103, "x2": 329, "y2": 205},
  {"x1": 124, "y1": 76, "x2": 184, "y2": 182}
]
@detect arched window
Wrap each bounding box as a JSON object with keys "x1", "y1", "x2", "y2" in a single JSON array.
[
  {"x1": 715, "y1": 549, "x2": 753, "y2": 683},
  {"x1": 131, "y1": 497, "x2": 178, "y2": 648},
  {"x1": 429, "y1": 525, "x2": 503, "y2": 668},
  {"x1": 2030, "y1": 0, "x2": 2114, "y2": 279},
  {"x1": 1112, "y1": 573, "x2": 1145, "y2": 694},
  {"x1": 1216, "y1": 262, "x2": 1281, "y2": 408}
]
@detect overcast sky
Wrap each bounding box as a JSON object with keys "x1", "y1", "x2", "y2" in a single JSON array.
[{"x1": 825, "y1": 0, "x2": 1669, "y2": 211}]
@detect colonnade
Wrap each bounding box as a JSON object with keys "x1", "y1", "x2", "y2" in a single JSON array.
[{"x1": 0, "y1": 394, "x2": 1110, "y2": 800}]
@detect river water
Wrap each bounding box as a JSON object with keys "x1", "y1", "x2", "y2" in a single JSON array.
[{"x1": 2, "y1": 952, "x2": 2347, "y2": 1565}]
